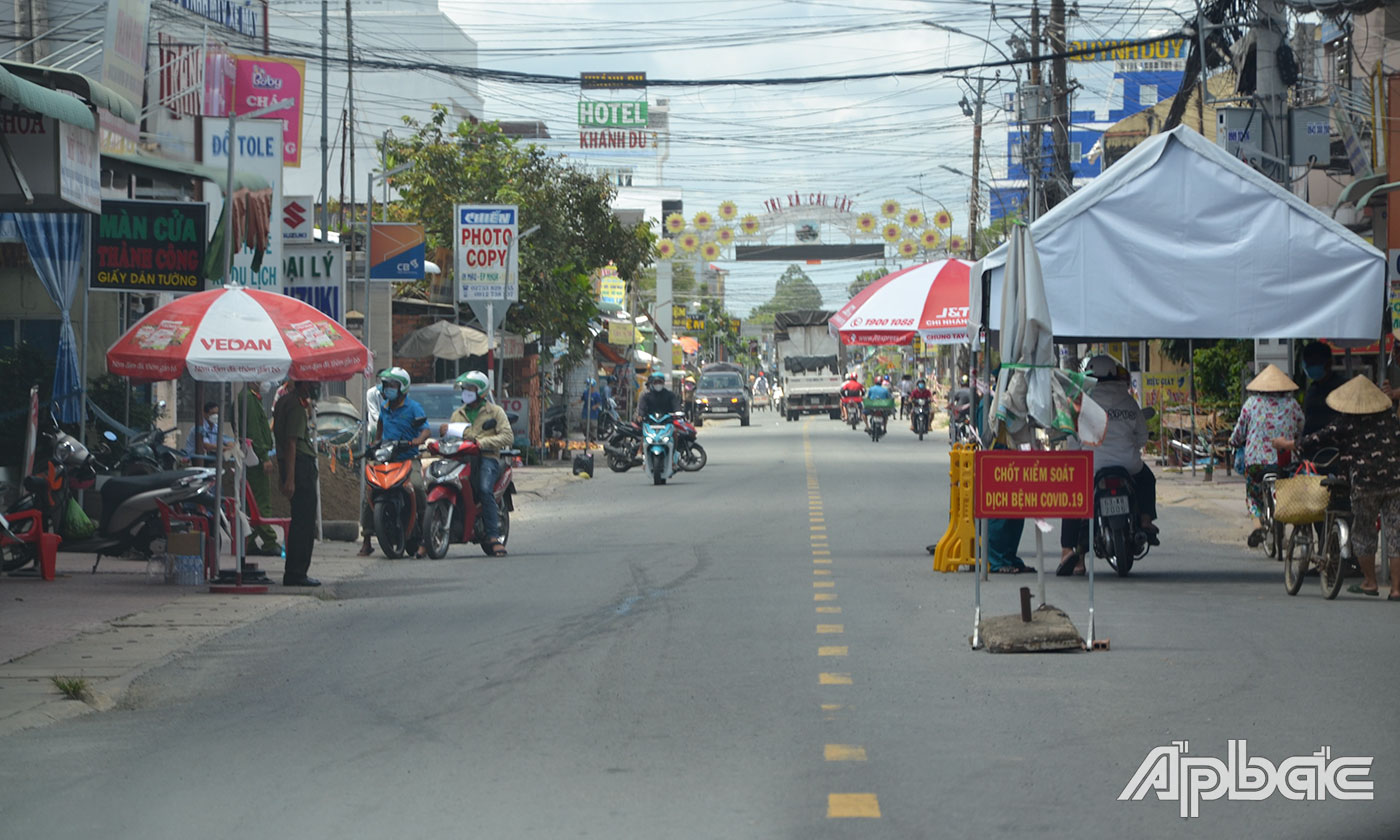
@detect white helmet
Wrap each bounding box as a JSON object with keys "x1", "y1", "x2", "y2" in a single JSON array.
[
  {"x1": 379, "y1": 366, "x2": 411, "y2": 394},
  {"x1": 1084, "y1": 354, "x2": 1118, "y2": 380}
]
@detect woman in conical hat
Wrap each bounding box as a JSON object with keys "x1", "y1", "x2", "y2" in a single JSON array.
[
  {"x1": 1296, "y1": 375, "x2": 1400, "y2": 599},
  {"x1": 1229, "y1": 365, "x2": 1304, "y2": 547}
]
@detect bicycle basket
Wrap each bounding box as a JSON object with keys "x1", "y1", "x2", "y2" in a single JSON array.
[{"x1": 1273, "y1": 474, "x2": 1328, "y2": 524}]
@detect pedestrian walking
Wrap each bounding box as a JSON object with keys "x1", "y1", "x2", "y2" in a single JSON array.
[{"x1": 274, "y1": 380, "x2": 322, "y2": 587}]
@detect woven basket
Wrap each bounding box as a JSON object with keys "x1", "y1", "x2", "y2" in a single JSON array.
[{"x1": 1273, "y1": 474, "x2": 1328, "y2": 524}]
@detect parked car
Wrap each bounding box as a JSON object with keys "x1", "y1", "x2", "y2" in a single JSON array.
[{"x1": 411, "y1": 383, "x2": 461, "y2": 437}]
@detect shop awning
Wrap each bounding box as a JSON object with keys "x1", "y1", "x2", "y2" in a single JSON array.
[
  {"x1": 0, "y1": 63, "x2": 95, "y2": 130},
  {"x1": 0, "y1": 60, "x2": 138, "y2": 125},
  {"x1": 103, "y1": 151, "x2": 272, "y2": 193}
]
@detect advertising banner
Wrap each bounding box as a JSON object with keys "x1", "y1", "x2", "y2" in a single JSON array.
[
  {"x1": 578, "y1": 101, "x2": 649, "y2": 127},
  {"x1": 99, "y1": 0, "x2": 150, "y2": 156},
  {"x1": 371, "y1": 222, "x2": 426, "y2": 280},
  {"x1": 282, "y1": 243, "x2": 346, "y2": 323},
  {"x1": 202, "y1": 117, "x2": 283, "y2": 290},
  {"x1": 608, "y1": 320, "x2": 633, "y2": 345},
  {"x1": 233, "y1": 54, "x2": 306, "y2": 167},
  {"x1": 90, "y1": 200, "x2": 208, "y2": 293},
  {"x1": 580, "y1": 72, "x2": 647, "y2": 90},
  {"x1": 1141, "y1": 371, "x2": 1190, "y2": 409},
  {"x1": 973, "y1": 451, "x2": 1093, "y2": 519},
  {"x1": 597, "y1": 263, "x2": 625, "y2": 306},
  {"x1": 282, "y1": 195, "x2": 313, "y2": 243},
  {"x1": 499, "y1": 396, "x2": 531, "y2": 439},
  {"x1": 455, "y1": 204, "x2": 518, "y2": 303}
]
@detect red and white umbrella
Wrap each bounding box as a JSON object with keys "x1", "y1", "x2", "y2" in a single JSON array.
[
  {"x1": 107, "y1": 286, "x2": 369, "y2": 382},
  {"x1": 829, "y1": 259, "x2": 972, "y2": 346}
]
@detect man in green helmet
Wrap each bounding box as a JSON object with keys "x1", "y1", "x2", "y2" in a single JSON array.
[{"x1": 439, "y1": 370, "x2": 514, "y2": 556}]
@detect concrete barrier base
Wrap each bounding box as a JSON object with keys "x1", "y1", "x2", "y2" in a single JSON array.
[{"x1": 978, "y1": 605, "x2": 1085, "y2": 653}]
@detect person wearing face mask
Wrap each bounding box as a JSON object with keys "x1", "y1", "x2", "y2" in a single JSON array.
[
  {"x1": 274, "y1": 380, "x2": 323, "y2": 586},
  {"x1": 1273, "y1": 342, "x2": 1346, "y2": 461},
  {"x1": 438, "y1": 370, "x2": 514, "y2": 556},
  {"x1": 636, "y1": 370, "x2": 681, "y2": 421},
  {"x1": 183, "y1": 401, "x2": 231, "y2": 463},
  {"x1": 357, "y1": 367, "x2": 430, "y2": 558},
  {"x1": 235, "y1": 381, "x2": 282, "y2": 557}
]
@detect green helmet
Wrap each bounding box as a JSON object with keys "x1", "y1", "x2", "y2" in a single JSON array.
[
  {"x1": 378, "y1": 366, "x2": 410, "y2": 394},
  {"x1": 455, "y1": 370, "x2": 491, "y2": 393}
]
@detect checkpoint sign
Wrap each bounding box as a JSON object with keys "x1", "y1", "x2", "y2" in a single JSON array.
[
  {"x1": 455, "y1": 204, "x2": 518, "y2": 304},
  {"x1": 973, "y1": 451, "x2": 1093, "y2": 519}
]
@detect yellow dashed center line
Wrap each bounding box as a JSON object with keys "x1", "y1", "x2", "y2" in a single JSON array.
[
  {"x1": 814, "y1": 569, "x2": 831, "y2": 575},
  {"x1": 819, "y1": 673, "x2": 852, "y2": 685},
  {"x1": 818, "y1": 646, "x2": 847, "y2": 657},
  {"x1": 813, "y1": 581, "x2": 835, "y2": 588},
  {"x1": 817, "y1": 624, "x2": 844, "y2": 633},
  {"x1": 828, "y1": 794, "x2": 881, "y2": 818},
  {"x1": 816, "y1": 606, "x2": 842, "y2": 614},
  {"x1": 814, "y1": 593, "x2": 837, "y2": 601},
  {"x1": 825, "y1": 744, "x2": 866, "y2": 761}
]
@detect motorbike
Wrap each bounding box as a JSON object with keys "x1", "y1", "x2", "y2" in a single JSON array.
[
  {"x1": 911, "y1": 397, "x2": 931, "y2": 440},
  {"x1": 844, "y1": 399, "x2": 863, "y2": 430},
  {"x1": 364, "y1": 440, "x2": 423, "y2": 558},
  {"x1": 1091, "y1": 466, "x2": 1151, "y2": 577},
  {"x1": 422, "y1": 438, "x2": 517, "y2": 559},
  {"x1": 543, "y1": 403, "x2": 568, "y2": 439},
  {"x1": 4, "y1": 417, "x2": 218, "y2": 574},
  {"x1": 866, "y1": 408, "x2": 889, "y2": 442},
  {"x1": 108, "y1": 426, "x2": 188, "y2": 475},
  {"x1": 642, "y1": 412, "x2": 679, "y2": 485},
  {"x1": 606, "y1": 416, "x2": 706, "y2": 473}
]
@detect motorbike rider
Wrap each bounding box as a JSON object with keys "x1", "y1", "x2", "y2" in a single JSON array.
[
  {"x1": 438, "y1": 370, "x2": 514, "y2": 557},
  {"x1": 898, "y1": 373, "x2": 914, "y2": 417},
  {"x1": 839, "y1": 372, "x2": 865, "y2": 423},
  {"x1": 1058, "y1": 355, "x2": 1160, "y2": 575},
  {"x1": 358, "y1": 367, "x2": 430, "y2": 558},
  {"x1": 636, "y1": 370, "x2": 682, "y2": 421},
  {"x1": 908, "y1": 378, "x2": 933, "y2": 431}
]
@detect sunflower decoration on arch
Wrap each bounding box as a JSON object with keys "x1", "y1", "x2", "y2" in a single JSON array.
[
  {"x1": 881, "y1": 222, "x2": 902, "y2": 243},
  {"x1": 678, "y1": 232, "x2": 701, "y2": 253},
  {"x1": 692, "y1": 210, "x2": 714, "y2": 231},
  {"x1": 898, "y1": 239, "x2": 919, "y2": 259},
  {"x1": 920, "y1": 228, "x2": 942, "y2": 250},
  {"x1": 717, "y1": 201, "x2": 739, "y2": 222},
  {"x1": 715, "y1": 226, "x2": 735, "y2": 245},
  {"x1": 665, "y1": 213, "x2": 687, "y2": 235},
  {"x1": 701, "y1": 241, "x2": 723, "y2": 260},
  {"x1": 903, "y1": 209, "x2": 925, "y2": 230},
  {"x1": 739, "y1": 214, "x2": 761, "y2": 236},
  {"x1": 881, "y1": 199, "x2": 901, "y2": 218},
  {"x1": 933, "y1": 209, "x2": 953, "y2": 229},
  {"x1": 655, "y1": 239, "x2": 677, "y2": 260},
  {"x1": 947, "y1": 235, "x2": 967, "y2": 253}
]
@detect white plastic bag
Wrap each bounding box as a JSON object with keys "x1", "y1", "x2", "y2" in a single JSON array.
[{"x1": 1077, "y1": 394, "x2": 1108, "y2": 447}]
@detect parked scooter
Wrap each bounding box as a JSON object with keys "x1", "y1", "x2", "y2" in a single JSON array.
[
  {"x1": 1091, "y1": 467, "x2": 1151, "y2": 576},
  {"x1": 107, "y1": 426, "x2": 188, "y2": 475},
  {"x1": 642, "y1": 412, "x2": 678, "y2": 485},
  {"x1": 363, "y1": 440, "x2": 422, "y2": 558},
  {"x1": 604, "y1": 423, "x2": 644, "y2": 473},
  {"x1": 422, "y1": 438, "x2": 516, "y2": 558},
  {"x1": 911, "y1": 397, "x2": 931, "y2": 440},
  {"x1": 6, "y1": 418, "x2": 217, "y2": 573},
  {"x1": 543, "y1": 402, "x2": 568, "y2": 440}
]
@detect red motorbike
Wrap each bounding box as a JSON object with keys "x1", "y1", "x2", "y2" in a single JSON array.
[{"x1": 422, "y1": 439, "x2": 516, "y2": 558}]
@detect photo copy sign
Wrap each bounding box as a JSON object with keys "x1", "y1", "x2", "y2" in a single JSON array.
[
  {"x1": 201, "y1": 117, "x2": 282, "y2": 290},
  {"x1": 455, "y1": 204, "x2": 517, "y2": 304}
]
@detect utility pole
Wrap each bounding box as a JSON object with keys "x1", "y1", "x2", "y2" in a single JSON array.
[
  {"x1": 1046, "y1": 0, "x2": 1071, "y2": 209},
  {"x1": 320, "y1": 0, "x2": 329, "y2": 241},
  {"x1": 968, "y1": 78, "x2": 985, "y2": 260},
  {"x1": 1027, "y1": 0, "x2": 1042, "y2": 221},
  {"x1": 345, "y1": 0, "x2": 356, "y2": 243},
  {"x1": 1254, "y1": 0, "x2": 1291, "y2": 186}
]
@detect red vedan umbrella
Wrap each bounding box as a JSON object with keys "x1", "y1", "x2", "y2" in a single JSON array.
[
  {"x1": 107, "y1": 286, "x2": 368, "y2": 382},
  {"x1": 829, "y1": 259, "x2": 971, "y2": 346}
]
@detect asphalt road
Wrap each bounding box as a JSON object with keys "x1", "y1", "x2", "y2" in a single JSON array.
[{"x1": 1, "y1": 411, "x2": 1397, "y2": 839}]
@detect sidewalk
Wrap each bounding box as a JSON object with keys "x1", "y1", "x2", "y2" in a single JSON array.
[{"x1": 0, "y1": 462, "x2": 579, "y2": 736}]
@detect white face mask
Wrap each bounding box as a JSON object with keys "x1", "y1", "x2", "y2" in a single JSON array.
[
  {"x1": 461, "y1": 390, "x2": 478, "y2": 405},
  {"x1": 650, "y1": 383, "x2": 663, "y2": 392},
  {"x1": 207, "y1": 414, "x2": 219, "y2": 427}
]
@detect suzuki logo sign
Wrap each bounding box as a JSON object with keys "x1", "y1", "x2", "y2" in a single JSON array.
[{"x1": 282, "y1": 195, "x2": 312, "y2": 243}]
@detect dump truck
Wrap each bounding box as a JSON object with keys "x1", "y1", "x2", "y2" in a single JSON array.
[{"x1": 773, "y1": 310, "x2": 846, "y2": 422}]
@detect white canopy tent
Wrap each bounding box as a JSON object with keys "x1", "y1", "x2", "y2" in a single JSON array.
[{"x1": 971, "y1": 126, "x2": 1386, "y2": 341}]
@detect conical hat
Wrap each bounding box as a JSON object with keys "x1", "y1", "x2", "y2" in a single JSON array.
[
  {"x1": 1325, "y1": 375, "x2": 1393, "y2": 415},
  {"x1": 1245, "y1": 364, "x2": 1297, "y2": 392}
]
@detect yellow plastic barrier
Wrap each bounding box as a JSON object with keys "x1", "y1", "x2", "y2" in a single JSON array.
[{"x1": 933, "y1": 443, "x2": 978, "y2": 572}]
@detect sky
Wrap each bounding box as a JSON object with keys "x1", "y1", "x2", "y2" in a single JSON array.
[{"x1": 289, "y1": 0, "x2": 1198, "y2": 316}]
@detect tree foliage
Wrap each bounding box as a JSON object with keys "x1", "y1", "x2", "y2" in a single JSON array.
[
  {"x1": 847, "y1": 267, "x2": 888, "y2": 299},
  {"x1": 748, "y1": 264, "x2": 824, "y2": 324},
  {"x1": 383, "y1": 106, "x2": 654, "y2": 348}
]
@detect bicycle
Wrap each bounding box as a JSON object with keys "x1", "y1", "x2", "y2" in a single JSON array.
[
  {"x1": 1283, "y1": 451, "x2": 1349, "y2": 599},
  {"x1": 1249, "y1": 468, "x2": 1285, "y2": 559}
]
